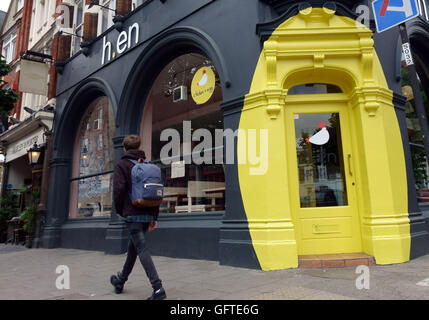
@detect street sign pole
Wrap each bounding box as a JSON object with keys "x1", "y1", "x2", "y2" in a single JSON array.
[{"x1": 398, "y1": 23, "x2": 429, "y2": 163}]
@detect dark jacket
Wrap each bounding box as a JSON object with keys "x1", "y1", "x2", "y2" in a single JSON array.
[{"x1": 113, "y1": 149, "x2": 159, "y2": 219}]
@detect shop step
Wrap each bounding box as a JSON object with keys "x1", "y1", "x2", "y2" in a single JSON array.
[{"x1": 298, "y1": 253, "x2": 375, "y2": 269}]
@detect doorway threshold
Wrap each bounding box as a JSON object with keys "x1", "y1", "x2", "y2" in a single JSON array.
[{"x1": 298, "y1": 253, "x2": 375, "y2": 268}]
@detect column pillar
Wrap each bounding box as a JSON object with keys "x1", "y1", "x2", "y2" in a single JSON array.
[
  {"x1": 351, "y1": 87, "x2": 411, "y2": 264},
  {"x1": 41, "y1": 157, "x2": 71, "y2": 248},
  {"x1": 104, "y1": 135, "x2": 129, "y2": 254}
]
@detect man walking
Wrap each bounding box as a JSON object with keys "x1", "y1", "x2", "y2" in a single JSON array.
[{"x1": 110, "y1": 135, "x2": 166, "y2": 300}]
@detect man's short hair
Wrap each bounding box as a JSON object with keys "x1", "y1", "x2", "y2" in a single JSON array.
[{"x1": 123, "y1": 135, "x2": 141, "y2": 151}]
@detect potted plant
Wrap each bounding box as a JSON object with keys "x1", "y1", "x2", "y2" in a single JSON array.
[
  {"x1": 20, "y1": 190, "x2": 40, "y2": 248},
  {"x1": 0, "y1": 191, "x2": 18, "y2": 243}
]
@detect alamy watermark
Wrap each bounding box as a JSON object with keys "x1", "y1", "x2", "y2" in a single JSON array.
[
  {"x1": 355, "y1": 265, "x2": 370, "y2": 290},
  {"x1": 160, "y1": 121, "x2": 269, "y2": 175},
  {"x1": 55, "y1": 265, "x2": 70, "y2": 290}
]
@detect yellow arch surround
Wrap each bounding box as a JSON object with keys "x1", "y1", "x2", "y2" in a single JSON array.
[{"x1": 238, "y1": 7, "x2": 410, "y2": 270}]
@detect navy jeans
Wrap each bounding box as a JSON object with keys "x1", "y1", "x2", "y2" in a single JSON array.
[{"x1": 120, "y1": 222, "x2": 162, "y2": 290}]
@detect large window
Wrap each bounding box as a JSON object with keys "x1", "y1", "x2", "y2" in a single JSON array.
[
  {"x1": 17, "y1": 0, "x2": 24, "y2": 11},
  {"x1": 99, "y1": 0, "x2": 116, "y2": 34},
  {"x1": 69, "y1": 96, "x2": 115, "y2": 218},
  {"x1": 132, "y1": 0, "x2": 145, "y2": 10},
  {"x1": 72, "y1": 0, "x2": 84, "y2": 55},
  {"x1": 2, "y1": 33, "x2": 17, "y2": 64},
  {"x1": 402, "y1": 55, "x2": 429, "y2": 202},
  {"x1": 141, "y1": 53, "x2": 225, "y2": 214}
]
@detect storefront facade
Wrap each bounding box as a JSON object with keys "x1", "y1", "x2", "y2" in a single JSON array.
[{"x1": 43, "y1": 0, "x2": 429, "y2": 270}]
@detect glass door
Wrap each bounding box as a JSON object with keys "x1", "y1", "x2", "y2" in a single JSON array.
[
  {"x1": 294, "y1": 112, "x2": 348, "y2": 208},
  {"x1": 286, "y1": 102, "x2": 362, "y2": 255}
]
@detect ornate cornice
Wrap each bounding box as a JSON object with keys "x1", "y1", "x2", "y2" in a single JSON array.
[{"x1": 257, "y1": 1, "x2": 376, "y2": 43}]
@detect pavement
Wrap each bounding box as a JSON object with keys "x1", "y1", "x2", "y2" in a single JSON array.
[{"x1": 0, "y1": 244, "x2": 429, "y2": 300}]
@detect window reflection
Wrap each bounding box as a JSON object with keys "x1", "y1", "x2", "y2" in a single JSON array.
[
  {"x1": 402, "y1": 58, "x2": 429, "y2": 202},
  {"x1": 295, "y1": 113, "x2": 348, "y2": 207},
  {"x1": 69, "y1": 96, "x2": 115, "y2": 218},
  {"x1": 141, "y1": 53, "x2": 225, "y2": 214}
]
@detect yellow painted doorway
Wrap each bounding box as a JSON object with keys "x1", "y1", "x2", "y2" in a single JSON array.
[
  {"x1": 238, "y1": 7, "x2": 411, "y2": 270},
  {"x1": 285, "y1": 93, "x2": 362, "y2": 255}
]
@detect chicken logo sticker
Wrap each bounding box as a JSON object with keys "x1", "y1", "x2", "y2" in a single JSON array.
[
  {"x1": 191, "y1": 67, "x2": 216, "y2": 105},
  {"x1": 306, "y1": 122, "x2": 330, "y2": 145}
]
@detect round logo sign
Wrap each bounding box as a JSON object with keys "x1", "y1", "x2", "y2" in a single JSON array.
[{"x1": 191, "y1": 67, "x2": 216, "y2": 105}]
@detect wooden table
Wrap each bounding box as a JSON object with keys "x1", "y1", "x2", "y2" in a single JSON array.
[{"x1": 202, "y1": 187, "x2": 226, "y2": 207}]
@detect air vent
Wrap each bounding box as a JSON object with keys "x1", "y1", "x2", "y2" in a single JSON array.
[{"x1": 173, "y1": 86, "x2": 188, "y2": 102}]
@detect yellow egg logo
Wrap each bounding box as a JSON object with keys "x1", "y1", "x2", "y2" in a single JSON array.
[{"x1": 191, "y1": 67, "x2": 215, "y2": 105}]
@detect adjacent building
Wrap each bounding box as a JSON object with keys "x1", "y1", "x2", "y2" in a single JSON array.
[
  {"x1": 0, "y1": 0, "x2": 27, "y2": 121},
  {"x1": 0, "y1": 0, "x2": 55, "y2": 229},
  {"x1": 0, "y1": 10, "x2": 6, "y2": 30}
]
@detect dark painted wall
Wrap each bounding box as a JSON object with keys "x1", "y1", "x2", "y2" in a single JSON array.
[{"x1": 44, "y1": 0, "x2": 266, "y2": 268}]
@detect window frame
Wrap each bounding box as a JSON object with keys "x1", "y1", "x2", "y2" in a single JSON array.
[
  {"x1": 2, "y1": 33, "x2": 17, "y2": 64},
  {"x1": 98, "y1": 0, "x2": 117, "y2": 35},
  {"x1": 72, "y1": 0, "x2": 84, "y2": 55},
  {"x1": 69, "y1": 96, "x2": 115, "y2": 219},
  {"x1": 401, "y1": 51, "x2": 429, "y2": 200},
  {"x1": 17, "y1": 0, "x2": 24, "y2": 12},
  {"x1": 132, "y1": 0, "x2": 145, "y2": 11},
  {"x1": 142, "y1": 53, "x2": 226, "y2": 214}
]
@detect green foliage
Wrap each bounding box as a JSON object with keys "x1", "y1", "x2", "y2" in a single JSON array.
[
  {"x1": 20, "y1": 190, "x2": 40, "y2": 235},
  {"x1": 0, "y1": 55, "x2": 20, "y2": 117},
  {"x1": 0, "y1": 191, "x2": 19, "y2": 234}
]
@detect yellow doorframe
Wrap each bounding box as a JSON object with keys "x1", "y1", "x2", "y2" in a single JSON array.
[{"x1": 238, "y1": 7, "x2": 410, "y2": 270}]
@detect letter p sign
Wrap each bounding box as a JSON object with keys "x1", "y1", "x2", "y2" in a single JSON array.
[{"x1": 373, "y1": 0, "x2": 419, "y2": 33}]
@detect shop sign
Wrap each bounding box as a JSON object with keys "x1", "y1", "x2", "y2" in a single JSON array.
[
  {"x1": 191, "y1": 67, "x2": 216, "y2": 105},
  {"x1": 101, "y1": 23, "x2": 140, "y2": 65},
  {"x1": 19, "y1": 59, "x2": 50, "y2": 95},
  {"x1": 5, "y1": 130, "x2": 45, "y2": 163}
]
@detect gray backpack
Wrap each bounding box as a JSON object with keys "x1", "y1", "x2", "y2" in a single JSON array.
[{"x1": 129, "y1": 159, "x2": 164, "y2": 207}]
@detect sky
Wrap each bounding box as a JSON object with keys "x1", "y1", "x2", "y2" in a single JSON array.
[{"x1": 0, "y1": 0, "x2": 11, "y2": 13}]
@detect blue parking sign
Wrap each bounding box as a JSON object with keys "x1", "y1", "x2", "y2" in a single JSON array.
[{"x1": 372, "y1": 0, "x2": 420, "y2": 33}]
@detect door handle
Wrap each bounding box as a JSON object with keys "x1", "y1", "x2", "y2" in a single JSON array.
[{"x1": 348, "y1": 154, "x2": 353, "y2": 176}]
